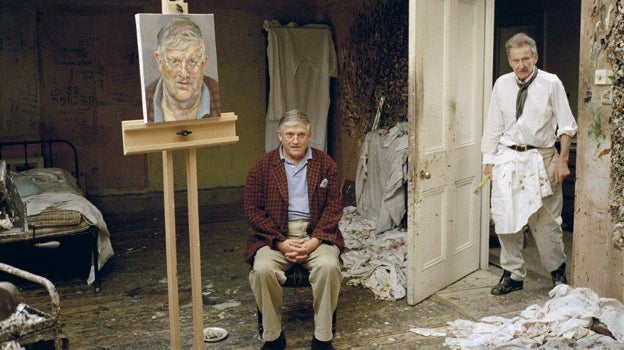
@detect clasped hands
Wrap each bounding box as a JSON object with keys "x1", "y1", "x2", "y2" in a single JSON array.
[{"x1": 277, "y1": 237, "x2": 321, "y2": 263}]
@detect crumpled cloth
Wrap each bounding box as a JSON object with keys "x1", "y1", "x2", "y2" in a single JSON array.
[
  {"x1": 443, "y1": 284, "x2": 624, "y2": 349},
  {"x1": 338, "y1": 206, "x2": 407, "y2": 300},
  {"x1": 355, "y1": 123, "x2": 408, "y2": 233},
  {"x1": 490, "y1": 146, "x2": 552, "y2": 234}
]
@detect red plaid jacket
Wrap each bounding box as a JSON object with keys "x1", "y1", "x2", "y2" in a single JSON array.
[
  {"x1": 145, "y1": 75, "x2": 221, "y2": 122},
  {"x1": 243, "y1": 148, "x2": 345, "y2": 264}
]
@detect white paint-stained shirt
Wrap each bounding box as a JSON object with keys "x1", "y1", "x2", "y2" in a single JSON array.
[{"x1": 481, "y1": 69, "x2": 578, "y2": 165}]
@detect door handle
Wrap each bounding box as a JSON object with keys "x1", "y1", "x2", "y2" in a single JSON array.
[{"x1": 420, "y1": 170, "x2": 431, "y2": 180}]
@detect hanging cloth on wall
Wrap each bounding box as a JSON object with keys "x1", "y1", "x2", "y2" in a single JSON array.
[{"x1": 263, "y1": 20, "x2": 337, "y2": 152}]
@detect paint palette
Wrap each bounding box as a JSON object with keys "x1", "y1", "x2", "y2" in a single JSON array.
[{"x1": 203, "y1": 327, "x2": 228, "y2": 342}]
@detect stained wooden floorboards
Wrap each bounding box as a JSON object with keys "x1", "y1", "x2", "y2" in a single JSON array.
[{"x1": 2, "y1": 204, "x2": 554, "y2": 349}]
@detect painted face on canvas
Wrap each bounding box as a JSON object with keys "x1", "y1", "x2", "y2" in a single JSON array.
[
  {"x1": 156, "y1": 41, "x2": 207, "y2": 105},
  {"x1": 507, "y1": 44, "x2": 538, "y2": 81}
]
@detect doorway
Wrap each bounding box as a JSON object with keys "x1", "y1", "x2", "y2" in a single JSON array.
[{"x1": 406, "y1": 0, "x2": 582, "y2": 304}]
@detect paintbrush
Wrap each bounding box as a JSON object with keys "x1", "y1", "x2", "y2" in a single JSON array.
[{"x1": 473, "y1": 174, "x2": 491, "y2": 194}]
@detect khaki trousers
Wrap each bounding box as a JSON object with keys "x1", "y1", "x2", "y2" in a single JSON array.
[
  {"x1": 497, "y1": 147, "x2": 567, "y2": 281},
  {"x1": 249, "y1": 220, "x2": 343, "y2": 342}
]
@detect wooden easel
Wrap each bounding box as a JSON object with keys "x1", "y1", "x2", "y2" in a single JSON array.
[{"x1": 122, "y1": 2, "x2": 238, "y2": 348}]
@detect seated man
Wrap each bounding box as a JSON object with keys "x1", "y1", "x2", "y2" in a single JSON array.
[{"x1": 243, "y1": 110, "x2": 344, "y2": 350}]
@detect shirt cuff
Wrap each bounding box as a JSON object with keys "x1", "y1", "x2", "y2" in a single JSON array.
[{"x1": 483, "y1": 153, "x2": 496, "y2": 164}]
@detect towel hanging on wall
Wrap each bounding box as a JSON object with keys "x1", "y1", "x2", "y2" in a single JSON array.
[{"x1": 263, "y1": 20, "x2": 337, "y2": 152}]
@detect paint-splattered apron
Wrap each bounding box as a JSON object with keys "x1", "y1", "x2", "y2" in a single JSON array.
[{"x1": 490, "y1": 146, "x2": 553, "y2": 234}]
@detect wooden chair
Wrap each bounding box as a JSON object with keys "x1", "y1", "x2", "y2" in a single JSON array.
[{"x1": 257, "y1": 264, "x2": 337, "y2": 336}]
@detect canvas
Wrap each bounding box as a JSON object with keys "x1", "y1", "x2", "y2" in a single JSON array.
[{"x1": 136, "y1": 14, "x2": 220, "y2": 123}]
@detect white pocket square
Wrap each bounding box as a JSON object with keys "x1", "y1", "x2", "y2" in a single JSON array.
[{"x1": 320, "y1": 178, "x2": 328, "y2": 188}]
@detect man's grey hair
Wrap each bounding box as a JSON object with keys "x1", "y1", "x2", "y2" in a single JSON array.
[
  {"x1": 156, "y1": 17, "x2": 205, "y2": 57},
  {"x1": 278, "y1": 109, "x2": 311, "y2": 132},
  {"x1": 505, "y1": 32, "x2": 537, "y2": 58}
]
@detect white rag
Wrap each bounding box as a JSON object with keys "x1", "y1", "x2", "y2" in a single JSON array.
[
  {"x1": 338, "y1": 207, "x2": 407, "y2": 301},
  {"x1": 443, "y1": 284, "x2": 624, "y2": 349},
  {"x1": 490, "y1": 147, "x2": 552, "y2": 234}
]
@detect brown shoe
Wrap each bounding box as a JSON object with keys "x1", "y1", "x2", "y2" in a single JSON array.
[
  {"x1": 490, "y1": 270, "x2": 523, "y2": 295},
  {"x1": 551, "y1": 263, "x2": 568, "y2": 287}
]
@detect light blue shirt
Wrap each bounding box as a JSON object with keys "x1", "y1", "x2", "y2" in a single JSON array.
[{"x1": 280, "y1": 145, "x2": 312, "y2": 221}]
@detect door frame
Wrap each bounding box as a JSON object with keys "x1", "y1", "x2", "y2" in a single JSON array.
[{"x1": 480, "y1": 0, "x2": 495, "y2": 271}]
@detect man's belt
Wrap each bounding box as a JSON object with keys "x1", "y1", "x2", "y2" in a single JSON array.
[{"x1": 508, "y1": 144, "x2": 537, "y2": 152}]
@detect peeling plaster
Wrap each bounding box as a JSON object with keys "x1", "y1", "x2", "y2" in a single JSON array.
[{"x1": 606, "y1": 0, "x2": 624, "y2": 249}]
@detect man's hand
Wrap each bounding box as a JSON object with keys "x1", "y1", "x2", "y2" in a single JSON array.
[
  {"x1": 554, "y1": 161, "x2": 571, "y2": 183},
  {"x1": 484, "y1": 164, "x2": 493, "y2": 178},
  {"x1": 555, "y1": 134, "x2": 573, "y2": 183},
  {"x1": 276, "y1": 238, "x2": 321, "y2": 263}
]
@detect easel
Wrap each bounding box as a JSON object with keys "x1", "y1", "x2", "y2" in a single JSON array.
[{"x1": 122, "y1": 2, "x2": 238, "y2": 348}]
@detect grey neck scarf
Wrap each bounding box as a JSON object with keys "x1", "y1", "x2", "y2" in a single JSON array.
[{"x1": 515, "y1": 68, "x2": 538, "y2": 120}]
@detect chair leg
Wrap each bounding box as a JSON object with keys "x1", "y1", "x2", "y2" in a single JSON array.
[
  {"x1": 332, "y1": 309, "x2": 337, "y2": 336},
  {"x1": 257, "y1": 308, "x2": 263, "y2": 337}
]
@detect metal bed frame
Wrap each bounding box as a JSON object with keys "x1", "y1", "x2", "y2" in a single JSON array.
[
  {"x1": 0, "y1": 140, "x2": 100, "y2": 292},
  {"x1": 0, "y1": 262, "x2": 67, "y2": 349},
  {"x1": 0, "y1": 140, "x2": 79, "y2": 178}
]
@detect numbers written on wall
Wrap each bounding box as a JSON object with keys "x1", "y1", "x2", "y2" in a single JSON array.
[{"x1": 49, "y1": 86, "x2": 96, "y2": 110}]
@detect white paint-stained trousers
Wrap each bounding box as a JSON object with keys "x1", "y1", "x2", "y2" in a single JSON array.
[
  {"x1": 497, "y1": 148, "x2": 567, "y2": 281},
  {"x1": 249, "y1": 220, "x2": 343, "y2": 342}
]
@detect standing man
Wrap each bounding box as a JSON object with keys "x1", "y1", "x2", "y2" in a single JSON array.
[
  {"x1": 481, "y1": 33, "x2": 578, "y2": 295},
  {"x1": 244, "y1": 110, "x2": 344, "y2": 350},
  {"x1": 146, "y1": 16, "x2": 220, "y2": 122}
]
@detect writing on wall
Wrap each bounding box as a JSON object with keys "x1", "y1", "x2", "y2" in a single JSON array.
[
  {"x1": 37, "y1": 10, "x2": 145, "y2": 192},
  {"x1": 0, "y1": 8, "x2": 39, "y2": 137}
]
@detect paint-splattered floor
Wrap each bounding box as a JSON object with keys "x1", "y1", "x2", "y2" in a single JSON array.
[{"x1": 0, "y1": 203, "x2": 556, "y2": 349}]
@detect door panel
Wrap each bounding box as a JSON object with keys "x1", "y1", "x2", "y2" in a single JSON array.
[
  {"x1": 421, "y1": 187, "x2": 446, "y2": 268},
  {"x1": 407, "y1": 0, "x2": 493, "y2": 305}
]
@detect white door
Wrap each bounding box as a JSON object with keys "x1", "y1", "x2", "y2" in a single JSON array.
[{"x1": 407, "y1": 0, "x2": 494, "y2": 305}]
